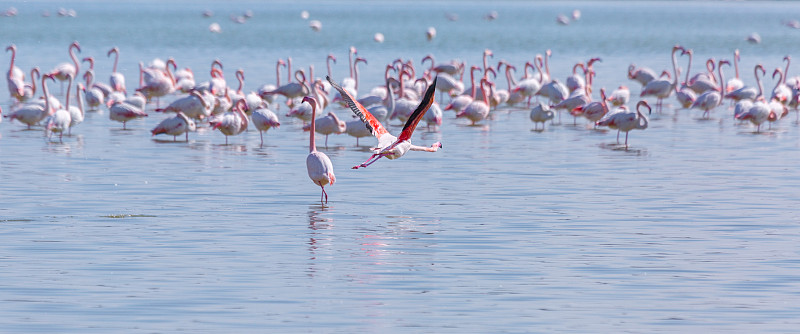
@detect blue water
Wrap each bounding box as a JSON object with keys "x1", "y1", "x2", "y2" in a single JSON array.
[{"x1": 2, "y1": 1, "x2": 800, "y2": 332}]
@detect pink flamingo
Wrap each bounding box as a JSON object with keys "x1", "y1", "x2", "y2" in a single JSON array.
[
  {"x1": 445, "y1": 65, "x2": 480, "y2": 113},
  {"x1": 209, "y1": 99, "x2": 249, "y2": 144},
  {"x1": 457, "y1": 78, "x2": 491, "y2": 125},
  {"x1": 328, "y1": 75, "x2": 441, "y2": 169},
  {"x1": 641, "y1": 45, "x2": 681, "y2": 113},
  {"x1": 302, "y1": 111, "x2": 346, "y2": 147},
  {"x1": 726, "y1": 49, "x2": 744, "y2": 93},
  {"x1": 107, "y1": 47, "x2": 126, "y2": 93},
  {"x1": 5, "y1": 72, "x2": 53, "y2": 129},
  {"x1": 6, "y1": 44, "x2": 25, "y2": 101},
  {"x1": 151, "y1": 111, "x2": 196, "y2": 141},
  {"x1": 51, "y1": 41, "x2": 81, "y2": 94},
  {"x1": 597, "y1": 101, "x2": 651, "y2": 147},
  {"x1": 691, "y1": 59, "x2": 729, "y2": 119},
  {"x1": 257, "y1": 59, "x2": 286, "y2": 106},
  {"x1": 251, "y1": 105, "x2": 280, "y2": 146},
  {"x1": 304, "y1": 95, "x2": 336, "y2": 203}
]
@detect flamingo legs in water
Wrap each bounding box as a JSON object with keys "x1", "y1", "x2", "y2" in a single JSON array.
[{"x1": 319, "y1": 185, "x2": 328, "y2": 203}]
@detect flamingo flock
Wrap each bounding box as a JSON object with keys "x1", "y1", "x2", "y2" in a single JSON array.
[{"x1": 5, "y1": 41, "x2": 800, "y2": 202}]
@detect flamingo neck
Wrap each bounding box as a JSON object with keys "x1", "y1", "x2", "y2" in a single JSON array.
[
  {"x1": 113, "y1": 50, "x2": 119, "y2": 72},
  {"x1": 65, "y1": 76, "x2": 73, "y2": 109},
  {"x1": 309, "y1": 102, "x2": 317, "y2": 153}
]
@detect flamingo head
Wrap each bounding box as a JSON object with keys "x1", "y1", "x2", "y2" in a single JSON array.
[
  {"x1": 107, "y1": 47, "x2": 118, "y2": 57},
  {"x1": 6, "y1": 44, "x2": 16, "y2": 53},
  {"x1": 70, "y1": 41, "x2": 81, "y2": 52},
  {"x1": 327, "y1": 53, "x2": 336, "y2": 63}
]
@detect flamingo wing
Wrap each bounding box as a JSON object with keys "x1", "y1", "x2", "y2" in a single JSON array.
[
  {"x1": 326, "y1": 75, "x2": 388, "y2": 139},
  {"x1": 397, "y1": 76, "x2": 437, "y2": 142}
]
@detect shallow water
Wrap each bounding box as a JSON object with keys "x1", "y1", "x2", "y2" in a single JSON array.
[{"x1": 2, "y1": 1, "x2": 800, "y2": 332}]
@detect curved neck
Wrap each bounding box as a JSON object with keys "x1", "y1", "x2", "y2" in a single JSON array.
[
  {"x1": 309, "y1": 101, "x2": 317, "y2": 153},
  {"x1": 386, "y1": 78, "x2": 395, "y2": 113},
  {"x1": 481, "y1": 80, "x2": 490, "y2": 105},
  {"x1": 773, "y1": 70, "x2": 783, "y2": 93},
  {"x1": 76, "y1": 84, "x2": 84, "y2": 116},
  {"x1": 236, "y1": 70, "x2": 244, "y2": 93},
  {"x1": 286, "y1": 58, "x2": 292, "y2": 83},
  {"x1": 734, "y1": 51, "x2": 740, "y2": 79},
  {"x1": 112, "y1": 49, "x2": 119, "y2": 72},
  {"x1": 755, "y1": 66, "x2": 764, "y2": 98},
  {"x1": 327, "y1": 56, "x2": 334, "y2": 77},
  {"x1": 684, "y1": 52, "x2": 692, "y2": 85},
  {"x1": 42, "y1": 76, "x2": 51, "y2": 113},
  {"x1": 8, "y1": 46, "x2": 15, "y2": 73},
  {"x1": 784, "y1": 58, "x2": 791, "y2": 84},
  {"x1": 69, "y1": 45, "x2": 80, "y2": 76}
]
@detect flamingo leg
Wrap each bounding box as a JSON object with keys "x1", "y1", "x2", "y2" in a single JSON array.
[
  {"x1": 625, "y1": 131, "x2": 629, "y2": 148},
  {"x1": 260, "y1": 131, "x2": 264, "y2": 146},
  {"x1": 353, "y1": 152, "x2": 392, "y2": 169},
  {"x1": 185, "y1": 132, "x2": 189, "y2": 141},
  {"x1": 320, "y1": 186, "x2": 328, "y2": 203},
  {"x1": 616, "y1": 130, "x2": 620, "y2": 144}
]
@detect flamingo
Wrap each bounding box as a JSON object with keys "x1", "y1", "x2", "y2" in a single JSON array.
[
  {"x1": 5, "y1": 73, "x2": 53, "y2": 129},
  {"x1": 251, "y1": 105, "x2": 280, "y2": 146},
  {"x1": 155, "y1": 90, "x2": 210, "y2": 120},
  {"x1": 726, "y1": 49, "x2": 744, "y2": 93},
  {"x1": 151, "y1": 111, "x2": 196, "y2": 141},
  {"x1": 257, "y1": 59, "x2": 285, "y2": 107},
  {"x1": 771, "y1": 68, "x2": 792, "y2": 105},
  {"x1": 302, "y1": 110, "x2": 346, "y2": 147},
  {"x1": 512, "y1": 61, "x2": 543, "y2": 107},
  {"x1": 261, "y1": 70, "x2": 309, "y2": 107},
  {"x1": 597, "y1": 101, "x2": 651, "y2": 147},
  {"x1": 691, "y1": 59, "x2": 729, "y2": 119},
  {"x1": 51, "y1": 41, "x2": 81, "y2": 95},
  {"x1": 209, "y1": 99, "x2": 249, "y2": 144},
  {"x1": 628, "y1": 63, "x2": 657, "y2": 87},
  {"x1": 82, "y1": 70, "x2": 105, "y2": 110},
  {"x1": 579, "y1": 88, "x2": 609, "y2": 127},
  {"x1": 328, "y1": 75, "x2": 442, "y2": 169},
  {"x1": 6, "y1": 44, "x2": 25, "y2": 101},
  {"x1": 687, "y1": 58, "x2": 719, "y2": 94},
  {"x1": 674, "y1": 48, "x2": 697, "y2": 109},
  {"x1": 529, "y1": 101, "x2": 554, "y2": 131},
  {"x1": 725, "y1": 64, "x2": 764, "y2": 103},
  {"x1": 68, "y1": 81, "x2": 85, "y2": 135},
  {"x1": 14, "y1": 66, "x2": 40, "y2": 104},
  {"x1": 43, "y1": 75, "x2": 72, "y2": 141},
  {"x1": 137, "y1": 61, "x2": 174, "y2": 107},
  {"x1": 566, "y1": 62, "x2": 587, "y2": 94},
  {"x1": 736, "y1": 98, "x2": 770, "y2": 132},
  {"x1": 82, "y1": 57, "x2": 112, "y2": 96},
  {"x1": 457, "y1": 78, "x2": 491, "y2": 125},
  {"x1": 640, "y1": 46, "x2": 680, "y2": 113},
  {"x1": 607, "y1": 86, "x2": 630, "y2": 107},
  {"x1": 445, "y1": 65, "x2": 480, "y2": 113},
  {"x1": 107, "y1": 47, "x2": 126, "y2": 93},
  {"x1": 109, "y1": 98, "x2": 148, "y2": 129},
  {"x1": 303, "y1": 95, "x2": 336, "y2": 203}
]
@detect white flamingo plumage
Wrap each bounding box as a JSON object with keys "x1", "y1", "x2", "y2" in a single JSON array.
[
  {"x1": 251, "y1": 105, "x2": 280, "y2": 146},
  {"x1": 107, "y1": 47, "x2": 126, "y2": 93},
  {"x1": 51, "y1": 41, "x2": 81, "y2": 94},
  {"x1": 529, "y1": 101, "x2": 554, "y2": 131},
  {"x1": 151, "y1": 111, "x2": 196, "y2": 141},
  {"x1": 304, "y1": 95, "x2": 336, "y2": 203},
  {"x1": 597, "y1": 100, "x2": 651, "y2": 147},
  {"x1": 209, "y1": 99, "x2": 249, "y2": 144}
]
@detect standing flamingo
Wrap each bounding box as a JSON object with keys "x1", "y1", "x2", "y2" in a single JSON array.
[
  {"x1": 302, "y1": 111, "x2": 346, "y2": 147},
  {"x1": 726, "y1": 49, "x2": 744, "y2": 93},
  {"x1": 51, "y1": 41, "x2": 81, "y2": 95},
  {"x1": 457, "y1": 78, "x2": 491, "y2": 125},
  {"x1": 5, "y1": 73, "x2": 52, "y2": 129},
  {"x1": 68, "y1": 81, "x2": 85, "y2": 135},
  {"x1": 107, "y1": 47, "x2": 126, "y2": 93},
  {"x1": 43, "y1": 75, "x2": 72, "y2": 141},
  {"x1": 209, "y1": 99, "x2": 249, "y2": 144},
  {"x1": 607, "y1": 86, "x2": 630, "y2": 106},
  {"x1": 641, "y1": 45, "x2": 681, "y2": 113},
  {"x1": 6, "y1": 44, "x2": 25, "y2": 101},
  {"x1": 328, "y1": 75, "x2": 441, "y2": 169},
  {"x1": 151, "y1": 111, "x2": 196, "y2": 141},
  {"x1": 304, "y1": 95, "x2": 335, "y2": 203},
  {"x1": 251, "y1": 104, "x2": 280, "y2": 146},
  {"x1": 529, "y1": 101, "x2": 554, "y2": 130},
  {"x1": 691, "y1": 59, "x2": 728, "y2": 119},
  {"x1": 597, "y1": 101, "x2": 651, "y2": 147}
]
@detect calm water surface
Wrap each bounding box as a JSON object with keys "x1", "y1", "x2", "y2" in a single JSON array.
[{"x1": 2, "y1": 1, "x2": 800, "y2": 332}]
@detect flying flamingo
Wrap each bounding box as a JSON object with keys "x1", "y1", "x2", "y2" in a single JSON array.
[
  {"x1": 328, "y1": 75, "x2": 442, "y2": 169},
  {"x1": 251, "y1": 104, "x2": 280, "y2": 146},
  {"x1": 303, "y1": 95, "x2": 336, "y2": 203},
  {"x1": 597, "y1": 100, "x2": 651, "y2": 147},
  {"x1": 51, "y1": 41, "x2": 81, "y2": 95},
  {"x1": 151, "y1": 111, "x2": 196, "y2": 141},
  {"x1": 107, "y1": 47, "x2": 126, "y2": 93}
]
